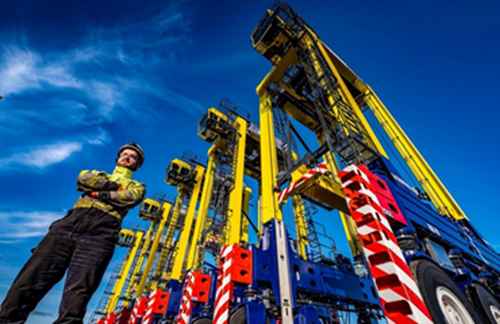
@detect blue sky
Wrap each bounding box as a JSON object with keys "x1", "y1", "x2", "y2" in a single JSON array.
[{"x1": 1, "y1": 0, "x2": 500, "y2": 322}]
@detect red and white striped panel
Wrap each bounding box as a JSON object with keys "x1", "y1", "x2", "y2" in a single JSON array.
[
  {"x1": 115, "y1": 306, "x2": 132, "y2": 324},
  {"x1": 278, "y1": 163, "x2": 329, "y2": 204},
  {"x1": 127, "y1": 296, "x2": 147, "y2": 324},
  {"x1": 177, "y1": 271, "x2": 196, "y2": 324},
  {"x1": 104, "y1": 312, "x2": 116, "y2": 324},
  {"x1": 198, "y1": 235, "x2": 218, "y2": 251},
  {"x1": 212, "y1": 245, "x2": 235, "y2": 324},
  {"x1": 340, "y1": 164, "x2": 433, "y2": 324},
  {"x1": 142, "y1": 289, "x2": 159, "y2": 324}
]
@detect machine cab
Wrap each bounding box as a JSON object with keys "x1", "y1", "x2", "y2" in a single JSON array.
[
  {"x1": 117, "y1": 229, "x2": 136, "y2": 247},
  {"x1": 198, "y1": 107, "x2": 234, "y2": 143},
  {"x1": 139, "y1": 198, "x2": 161, "y2": 221},
  {"x1": 251, "y1": 5, "x2": 294, "y2": 63},
  {"x1": 165, "y1": 159, "x2": 192, "y2": 186}
]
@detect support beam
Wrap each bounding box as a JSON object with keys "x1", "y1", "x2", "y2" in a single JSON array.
[
  {"x1": 135, "y1": 202, "x2": 171, "y2": 298},
  {"x1": 170, "y1": 165, "x2": 205, "y2": 281},
  {"x1": 258, "y1": 90, "x2": 283, "y2": 224},
  {"x1": 226, "y1": 117, "x2": 248, "y2": 245},
  {"x1": 104, "y1": 230, "x2": 143, "y2": 313},
  {"x1": 186, "y1": 151, "x2": 216, "y2": 270}
]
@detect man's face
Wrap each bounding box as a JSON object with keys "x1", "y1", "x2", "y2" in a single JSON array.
[{"x1": 117, "y1": 148, "x2": 140, "y2": 170}]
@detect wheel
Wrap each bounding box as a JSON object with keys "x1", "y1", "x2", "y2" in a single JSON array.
[
  {"x1": 229, "y1": 307, "x2": 246, "y2": 324},
  {"x1": 228, "y1": 306, "x2": 270, "y2": 324},
  {"x1": 410, "y1": 259, "x2": 483, "y2": 324},
  {"x1": 471, "y1": 283, "x2": 500, "y2": 323},
  {"x1": 192, "y1": 317, "x2": 212, "y2": 324}
]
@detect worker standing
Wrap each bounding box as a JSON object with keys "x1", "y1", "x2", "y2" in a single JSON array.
[{"x1": 0, "y1": 143, "x2": 147, "y2": 324}]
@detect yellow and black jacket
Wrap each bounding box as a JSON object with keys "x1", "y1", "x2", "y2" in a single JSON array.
[{"x1": 74, "y1": 166, "x2": 146, "y2": 220}]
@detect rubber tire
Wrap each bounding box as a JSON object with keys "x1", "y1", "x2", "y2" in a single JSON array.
[
  {"x1": 192, "y1": 317, "x2": 213, "y2": 324},
  {"x1": 229, "y1": 307, "x2": 246, "y2": 324},
  {"x1": 471, "y1": 283, "x2": 500, "y2": 324},
  {"x1": 228, "y1": 306, "x2": 272, "y2": 324},
  {"x1": 410, "y1": 259, "x2": 483, "y2": 324}
]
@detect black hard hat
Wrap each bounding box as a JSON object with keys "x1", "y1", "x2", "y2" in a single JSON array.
[{"x1": 118, "y1": 142, "x2": 145, "y2": 170}]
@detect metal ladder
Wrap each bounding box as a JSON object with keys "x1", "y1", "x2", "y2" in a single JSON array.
[{"x1": 297, "y1": 39, "x2": 379, "y2": 167}]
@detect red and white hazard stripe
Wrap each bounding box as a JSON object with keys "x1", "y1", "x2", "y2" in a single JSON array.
[
  {"x1": 104, "y1": 312, "x2": 116, "y2": 324},
  {"x1": 198, "y1": 235, "x2": 218, "y2": 250},
  {"x1": 127, "y1": 297, "x2": 147, "y2": 324},
  {"x1": 115, "y1": 306, "x2": 132, "y2": 324},
  {"x1": 278, "y1": 163, "x2": 329, "y2": 204},
  {"x1": 141, "y1": 289, "x2": 158, "y2": 324},
  {"x1": 212, "y1": 245, "x2": 234, "y2": 324},
  {"x1": 340, "y1": 164, "x2": 433, "y2": 324},
  {"x1": 177, "y1": 271, "x2": 195, "y2": 324}
]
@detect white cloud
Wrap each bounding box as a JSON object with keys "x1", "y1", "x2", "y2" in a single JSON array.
[
  {"x1": 40, "y1": 64, "x2": 82, "y2": 88},
  {"x1": 0, "y1": 128, "x2": 111, "y2": 171},
  {"x1": 0, "y1": 211, "x2": 63, "y2": 239},
  {"x1": 86, "y1": 128, "x2": 111, "y2": 146},
  {"x1": 162, "y1": 88, "x2": 206, "y2": 115},
  {"x1": 0, "y1": 142, "x2": 82, "y2": 169},
  {"x1": 0, "y1": 5, "x2": 206, "y2": 168},
  {"x1": 90, "y1": 80, "x2": 122, "y2": 119},
  {"x1": 0, "y1": 46, "x2": 82, "y2": 96},
  {"x1": 0, "y1": 6, "x2": 196, "y2": 127},
  {"x1": 0, "y1": 46, "x2": 41, "y2": 94}
]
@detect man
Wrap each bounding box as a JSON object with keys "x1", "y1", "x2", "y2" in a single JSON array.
[{"x1": 0, "y1": 143, "x2": 147, "y2": 324}]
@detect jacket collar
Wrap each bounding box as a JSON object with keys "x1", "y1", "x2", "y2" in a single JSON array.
[{"x1": 113, "y1": 166, "x2": 133, "y2": 179}]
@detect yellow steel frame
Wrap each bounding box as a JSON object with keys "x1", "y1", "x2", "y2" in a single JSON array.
[
  {"x1": 257, "y1": 90, "x2": 283, "y2": 224},
  {"x1": 316, "y1": 136, "x2": 362, "y2": 257},
  {"x1": 186, "y1": 150, "x2": 217, "y2": 271},
  {"x1": 257, "y1": 85, "x2": 294, "y2": 324},
  {"x1": 302, "y1": 29, "x2": 387, "y2": 157},
  {"x1": 363, "y1": 87, "x2": 467, "y2": 220},
  {"x1": 150, "y1": 189, "x2": 186, "y2": 290},
  {"x1": 319, "y1": 35, "x2": 467, "y2": 221},
  {"x1": 291, "y1": 195, "x2": 308, "y2": 259},
  {"x1": 104, "y1": 229, "x2": 143, "y2": 313},
  {"x1": 255, "y1": 8, "x2": 468, "y2": 257},
  {"x1": 241, "y1": 187, "x2": 252, "y2": 244},
  {"x1": 253, "y1": 17, "x2": 388, "y2": 257},
  {"x1": 134, "y1": 202, "x2": 171, "y2": 298},
  {"x1": 225, "y1": 117, "x2": 248, "y2": 245},
  {"x1": 169, "y1": 164, "x2": 205, "y2": 282},
  {"x1": 122, "y1": 223, "x2": 155, "y2": 306}
]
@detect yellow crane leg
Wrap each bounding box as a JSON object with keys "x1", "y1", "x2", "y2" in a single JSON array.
[
  {"x1": 104, "y1": 230, "x2": 143, "y2": 313},
  {"x1": 169, "y1": 164, "x2": 205, "y2": 282},
  {"x1": 134, "y1": 202, "x2": 172, "y2": 298},
  {"x1": 150, "y1": 190, "x2": 186, "y2": 290},
  {"x1": 318, "y1": 136, "x2": 364, "y2": 258},
  {"x1": 257, "y1": 90, "x2": 283, "y2": 224},
  {"x1": 241, "y1": 187, "x2": 252, "y2": 244},
  {"x1": 121, "y1": 223, "x2": 155, "y2": 306},
  {"x1": 302, "y1": 31, "x2": 387, "y2": 158},
  {"x1": 226, "y1": 117, "x2": 248, "y2": 246},
  {"x1": 257, "y1": 194, "x2": 263, "y2": 241},
  {"x1": 339, "y1": 212, "x2": 363, "y2": 257},
  {"x1": 364, "y1": 87, "x2": 467, "y2": 220},
  {"x1": 291, "y1": 195, "x2": 309, "y2": 259},
  {"x1": 257, "y1": 90, "x2": 292, "y2": 324},
  {"x1": 186, "y1": 151, "x2": 217, "y2": 271}
]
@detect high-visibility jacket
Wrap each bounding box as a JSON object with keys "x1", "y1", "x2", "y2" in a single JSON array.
[{"x1": 74, "y1": 166, "x2": 146, "y2": 220}]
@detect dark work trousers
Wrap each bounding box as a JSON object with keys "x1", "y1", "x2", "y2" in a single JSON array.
[{"x1": 0, "y1": 207, "x2": 121, "y2": 324}]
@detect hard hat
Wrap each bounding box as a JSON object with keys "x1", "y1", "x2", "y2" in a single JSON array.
[{"x1": 118, "y1": 142, "x2": 145, "y2": 170}]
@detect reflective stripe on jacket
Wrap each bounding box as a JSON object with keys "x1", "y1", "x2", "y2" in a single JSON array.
[{"x1": 73, "y1": 166, "x2": 146, "y2": 220}]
